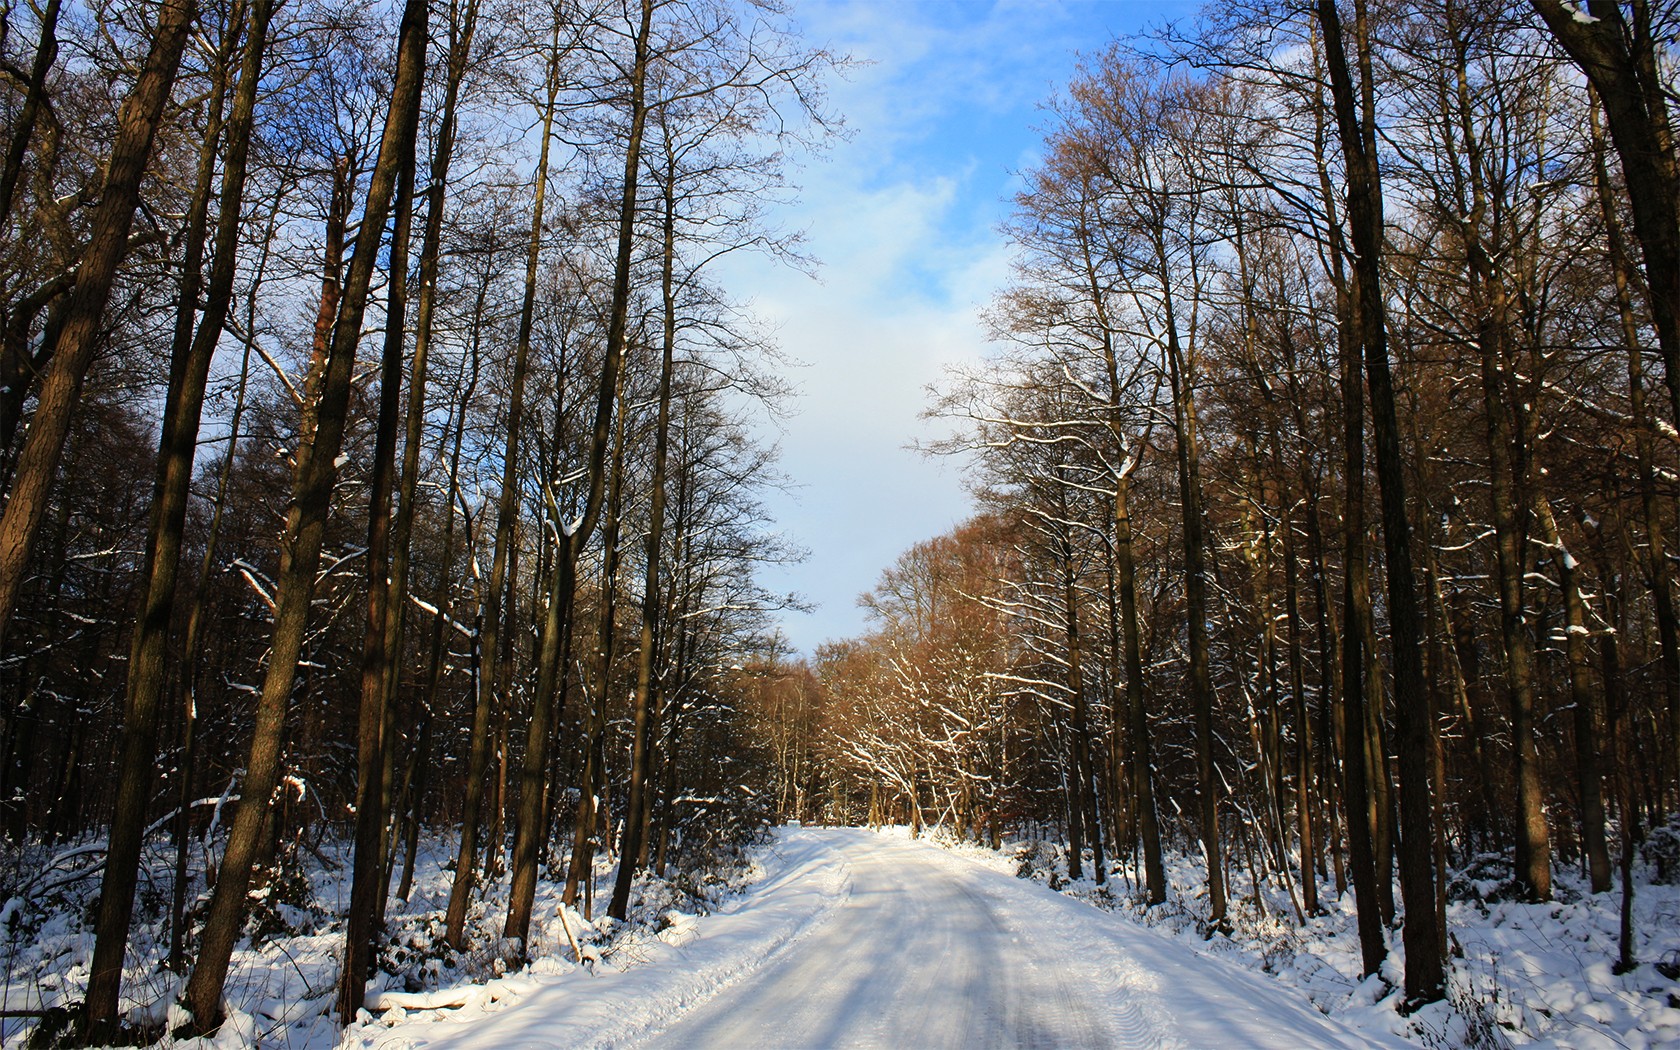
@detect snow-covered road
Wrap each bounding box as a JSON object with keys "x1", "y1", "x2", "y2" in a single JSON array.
[
  {"x1": 637, "y1": 828, "x2": 1112, "y2": 1050},
  {"x1": 358, "y1": 826, "x2": 1412, "y2": 1049}
]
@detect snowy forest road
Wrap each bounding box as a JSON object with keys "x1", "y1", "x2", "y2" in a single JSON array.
[
  {"x1": 634, "y1": 829, "x2": 1111, "y2": 1049},
  {"x1": 362, "y1": 828, "x2": 1411, "y2": 1050},
  {"x1": 629, "y1": 828, "x2": 1399, "y2": 1050}
]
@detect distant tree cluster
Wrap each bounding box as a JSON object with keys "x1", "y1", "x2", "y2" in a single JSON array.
[
  {"x1": 0, "y1": 0, "x2": 835, "y2": 1038},
  {"x1": 771, "y1": 0, "x2": 1680, "y2": 1011}
]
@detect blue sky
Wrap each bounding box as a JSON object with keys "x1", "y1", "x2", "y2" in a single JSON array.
[{"x1": 726, "y1": 0, "x2": 1195, "y2": 657}]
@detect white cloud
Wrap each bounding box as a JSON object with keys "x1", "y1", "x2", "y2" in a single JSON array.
[{"x1": 725, "y1": 0, "x2": 1185, "y2": 655}]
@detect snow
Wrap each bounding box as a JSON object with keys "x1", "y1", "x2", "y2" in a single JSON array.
[
  {"x1": 5, "y1": 824, "x2": 1678, "y2": 1048},
  {"x1": 956, "y1": 831, "x2": 1680, "y2": 1050},
  {"x1": 348, "y1": 829, "x2": 848, "y2": 1050},
  {"x1": 363, "y1": 827, "x2": 1404, "y2": 1050}
]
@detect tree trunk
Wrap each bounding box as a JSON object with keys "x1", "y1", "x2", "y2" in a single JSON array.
[
  {"x1": 340, "y1": 42, "x2": 424, "y2": 1017},
  {"x1": 1052, "y1": 540, "x2": 1103, "y2": 886},
  {"x1": 1314, "y1": 40, "x2": 1384, "y2": 964},
  {"x1": 180, "y1": 0, "x2": 428, "y2": 1028},
  {"x1": 565, "y1": 367, "x2": 630, "y2": 910},
  {"x1": 382, "y1": 0, "x2": 478, "y2": 912},
  {"x1": 610, "y1": 131, "x2": 683, "y2": 920},
  {"x1": 85, "y1": 0, "x2": 272, "y2": 1028},
  {"x1": 442, "y1": 30, "x2": 559, "y2": 950},
  {"x1": 1589, "y1": 92, "x2": 1680, "y2": 812},
  {"x1": 1532, "y1": 496, "x2": 1610, "y2": 890},
  {"x1": 0, "y1": 0, "x2": 196, "y2": 649},
  {"x1": 1161, "y1": 281, "x2": 1224, "y2": 928},
  {"x1": 1443, "y1": 22, "x2": 1553, "y2": 892},
  {"x1": 1283, "y1": 483, "x2": 1319, "y2": 917},
  {"x1": 1316, "y1": 0, "x2": 1444, "y2": 1003},
  {"x1": 520, "y1": 0, "x2": 653, "y2": 934},
  {"x1": 168, "y1": 202, "x2": 276, "y2": 969},
  {"x1": 1114, "y1": 466, "x2": 1163, "y2": 902}
]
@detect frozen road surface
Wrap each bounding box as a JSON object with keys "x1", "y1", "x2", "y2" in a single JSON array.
[{"x1": 358, "y1": 827, "x2": 1410, "y2": 1050}]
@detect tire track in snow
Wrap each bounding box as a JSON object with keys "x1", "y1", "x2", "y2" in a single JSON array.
[{"x1": 350, "y1": 829, "x2": 854, "y2": 1050}]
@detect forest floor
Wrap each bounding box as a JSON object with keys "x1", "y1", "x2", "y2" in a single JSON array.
[{"x1": 4, "y1": 823, "x2": 1679, "y2": 1048}]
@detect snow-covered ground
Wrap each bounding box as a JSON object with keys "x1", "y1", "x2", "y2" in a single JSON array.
[
  {"x1": 0, "y1": 830, "x2": 778, "y2": 1049},
  {"x1": 343, "y1": 828, "x2": 851, "y2": 1050},
  {"x1": 360, "y1": 825, "x2": 1407, "y2": 1050},
  {"x1": 6, "y1": 823, "x2": 1678, "y2": 1048},
  {"x1": 935, "y1": 829, "x2": 1680, "y2": 1050}
]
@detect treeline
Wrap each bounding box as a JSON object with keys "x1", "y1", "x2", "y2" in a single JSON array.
[
  {"x1": 765, "y1": 0, "x2": 1680, "y2": 1012},
  {"x1": 0, "y1": 0, "x2": 832, "y2": 1039}
]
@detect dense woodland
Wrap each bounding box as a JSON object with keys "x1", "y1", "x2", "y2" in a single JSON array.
[
  {"x1": 2, "y1": 0, "x2": 1679, "y2": 1042},
  {"x1": 758, "y1": 0, "x2": 1680, "y2": 1021},
  {"x1": 0, "y1": 0, "x2": 836, "y2": 1040}
]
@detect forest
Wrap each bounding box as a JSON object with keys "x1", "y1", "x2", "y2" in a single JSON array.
[
  {"x1": 0, "y1": 0, "x2": 836, "y2": 1041},
  {"x1": 0, "y1": 0, "x2": 1677, "y2": 1045},
  {"x1": 768, "y1": 0, "x2": 1680, "y2": 1024}
]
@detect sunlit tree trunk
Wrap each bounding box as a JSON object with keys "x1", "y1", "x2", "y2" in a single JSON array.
[
  {"x1": 84, "y1": 2, "x2": 271, "y2": 1033},
  {"x1": 181, "y1": 0, "x2": 428, "y2": 1027}
]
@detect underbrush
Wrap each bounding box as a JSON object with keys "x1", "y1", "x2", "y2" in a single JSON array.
[{"x1": 0, "y1": 819, "x2": 774, "y2": 1049}]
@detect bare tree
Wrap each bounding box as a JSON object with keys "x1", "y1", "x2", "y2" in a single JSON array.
[
  {"x1": 0, "y1": 0, "x2": 197, "y2": 648},
  {"x1": 181, "y1": 0, "x2": 429, "y2": 1027}
]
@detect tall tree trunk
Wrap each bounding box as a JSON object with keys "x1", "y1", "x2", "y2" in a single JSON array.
[
  {"x1": 1313, "y1": 39, "x2": 1385, "y2": 962},
  {"x1": 1441, "y1": 6, "x2": 1552, "y2": 896},
  {"x1": 1114, "y1": 465, "x2": 1163, "y2": 902},
  {"x1": 1589, "y1": 92, "x2": 1680, "y2": 805},
  {"x1": 1533, "y1": 496, "x2": 1610, "y2": 891},
  {"x1": 1316, "y1": 0, "x2": 1444, "y2": 1003},
  {"x1": 83, "y1": 2, "x2": 271, "y2": 1033},
  {"x1": 0, "y1": 0, "x2": 197, "y2": 650},
  {"x1": 1087, "y1": 227, "x2": 1164, "y2": 900},
  {"x1": 1283, "y1": 481, "x2": 1319, "y2": 916},
  {"x1": 382, "y1": 0, "x2": 479, "y2": 899},
  {"x1": 1161, "y1": 280, "x2": 1224, "y2": 928},
  {"x1": 442, "y1": 31, "x2": 559, "y2": 950},
  {"x1": 499, "y1": 212, "x2": 580, "y2": 948},
  {"x1": 1052, "y1": 538, "x2": 1104, "y2": 886},
  {"x1": 1337, "y1": 307, "x2": 1385, "y2": 979},
  {"x1": 1476, "y1": 316, "x2": 1550, "y2": 900},
  {"x1": 610, "y1": 135, "x2": 683, "y2": 919},
  {"x1": 565, "y1": 366, "x2": 630, "y2": 910},
  {"x1": 180, "y1": 0, "x2": 428, "y2": 1028},
  {"x1": 516, "y1": 0, "x2": 653, "y2": 935},
  {"x1": 168, "y1": 214, "x2": 272, "y2": 970},
  {"x1": 1597, "y1": 596, "x2": 1637, "y2": 972},
  {"x1": 340, "y1": 42, "x2": 424, "y2": 1017},
  {"x1": 506, "y1": 527, "x2": 578, "y2": 942}
]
